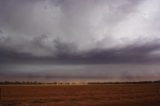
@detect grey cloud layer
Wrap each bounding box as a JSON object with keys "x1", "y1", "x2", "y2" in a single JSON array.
[
  {"x1": 1, "y1": 63, "x2": 160, "y2": 81},
  {"x1": 0, "y1": 0, "x2": 160, "y2": 63}
]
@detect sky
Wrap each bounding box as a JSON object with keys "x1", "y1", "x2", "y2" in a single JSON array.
[{"x1": 0, "y1": 0, "x2": 160, "y2": 82}]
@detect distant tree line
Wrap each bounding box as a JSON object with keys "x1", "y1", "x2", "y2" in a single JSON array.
[
  {"x1": 0, "y1": 81, "x2": 81, "y2": 85},
  {"x1": 0, "y1": 80, "x2": 160, "y2": 85},
  {"x1": 87, "y1": 80, "x2": 160, "y2": 84},
  {"x1": 0, "y1": 81, "x2": 43, "y2": 85}
]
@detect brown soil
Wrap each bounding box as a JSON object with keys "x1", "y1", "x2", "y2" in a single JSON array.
[{"x1": 0, "y1": 83, "x2": 160, "y2": 106}]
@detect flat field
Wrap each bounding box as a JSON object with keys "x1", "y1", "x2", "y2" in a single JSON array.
[{"x1": 0, "y1": 83, "x2": 160, "y2": 106}]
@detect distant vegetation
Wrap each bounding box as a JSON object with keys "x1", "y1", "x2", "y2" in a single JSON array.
[
  {"x1": 0, "y1": 80, "x2": 160, "y2": 85},
  {"x1": 0, "y1": 81, "x2": 43, "y2": 85},
  {"x1": 87, "y1": 80, "x2": 160, "y2": 84},
  {"x1": 0, "y1": 81, "x2": 83, "y2": 85}
]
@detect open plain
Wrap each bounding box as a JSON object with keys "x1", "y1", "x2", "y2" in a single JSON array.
[{"x1": 0, "y1": 83, "x2": 160, "y2": 106}]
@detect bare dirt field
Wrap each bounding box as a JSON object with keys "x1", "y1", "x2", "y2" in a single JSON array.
[{"x1": 0, "y1": 83, "x2": 160, "y2": 106}]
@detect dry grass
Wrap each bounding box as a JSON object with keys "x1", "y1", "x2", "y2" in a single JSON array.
[{"x1": 0, "y1": 83, "x2": 160, "y2": 106}]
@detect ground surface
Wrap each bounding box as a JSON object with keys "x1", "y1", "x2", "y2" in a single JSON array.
[{"x1": 0, "y1": 83, "x2": 160, "y2": 106}]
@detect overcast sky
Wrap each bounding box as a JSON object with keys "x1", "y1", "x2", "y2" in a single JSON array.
[{"x1": 1, "y1": 0, "x2": 160, "y2": 82}]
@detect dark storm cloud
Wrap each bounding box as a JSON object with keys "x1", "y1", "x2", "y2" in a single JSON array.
[
  {"x1": 0, "y1": 0, "x2": 160, "y2": 61},
  {"x1": 0, "y1": 0, "x2": 159, "y2": 62},
  {"x1": 0, "y1": 0, "x2": 144, "y2": 58},
  {"x1": 1, "y1": 0, "x2": 160, "y2": 81},
  {"x1": 1, "y1": 39, "x2": 160, "y2": 64}
]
